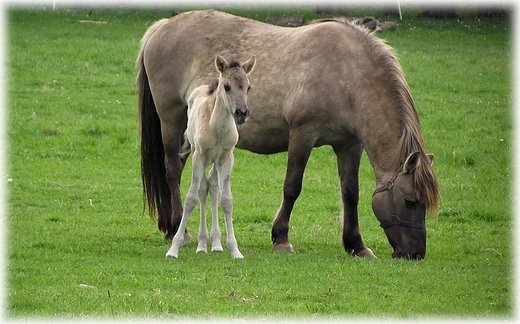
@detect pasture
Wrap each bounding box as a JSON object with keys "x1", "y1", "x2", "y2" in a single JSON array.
[{"x1": 5, "y1": 5, "x2": 513, "y2": 320}]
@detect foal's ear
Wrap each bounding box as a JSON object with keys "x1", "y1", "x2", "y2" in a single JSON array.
[
  {"x1": 242, "y1": 56, "x2": 256, "y2": 74},
  {"x1": 215, "y1": 54, "x2": 228, "y2": 74},
  {"x1": 403, "y1": 151, "x2": 421, "y2": 174}
]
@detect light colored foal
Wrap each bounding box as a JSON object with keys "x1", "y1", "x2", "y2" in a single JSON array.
[{"x1": 166, "y1": 54, "x2": 255, "y2": 259}]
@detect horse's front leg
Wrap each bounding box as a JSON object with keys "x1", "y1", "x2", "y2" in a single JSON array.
[
  {"x1": 217, "y1": 152, "x2": 243, "y2": 258},
  {"x1": 334, "y1": 144, "x2": 376, "y2": 258},
  {"x1": 271, "y1": 128, "x2": 315, "y2": 253},
  {"x1": 207, "y1": 166, "x2": 223, "y2": 253}
]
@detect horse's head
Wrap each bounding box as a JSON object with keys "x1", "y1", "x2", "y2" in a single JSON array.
[
  {"x1": 215, "y1": 54, "x2": 256, "y2": 125},
  {"x1": 371, "y1": 152, "x2": 435, "y2": 260}
]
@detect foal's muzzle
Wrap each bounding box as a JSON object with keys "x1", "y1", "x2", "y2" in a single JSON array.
[{"x1": 234, "y1": 109, "x2": 249, "y2": 125}]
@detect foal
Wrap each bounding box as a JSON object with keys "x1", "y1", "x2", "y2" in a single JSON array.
[{"x1": 166, "y1": 54, "x2": 256, "y2": 259}]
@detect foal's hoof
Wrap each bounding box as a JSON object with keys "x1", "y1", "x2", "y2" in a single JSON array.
[
  {"x1": 272, "y1": 242, "x2": 294, "y2": 253},
  {"x1": 165, "y1": 250, "x2": 179, "y2": 259},
  {"x1": 211, "y1": 242, "x2": 223, "y2": 253},
  {"x1": 231, "y1": 251, "x2": 244, "y2": 259}
]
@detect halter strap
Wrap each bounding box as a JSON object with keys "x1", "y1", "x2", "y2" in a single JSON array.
[
  {"x1": 379, "y1": 215, "x2": 426, "y2": 229},
  {"x1": 373, "y1": 169, "x2": 426, "y2": 230}
]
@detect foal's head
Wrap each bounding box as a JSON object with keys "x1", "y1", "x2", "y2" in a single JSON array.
[{"x1": 215, "y1": 54, "x2": 256, "y2": 125}]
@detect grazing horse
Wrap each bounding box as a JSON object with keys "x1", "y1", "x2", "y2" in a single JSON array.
[
  {"x1": 166, "y1": 55, "x2": 256, "y2": 259},
  {"x1": 137, "y1": 10, "x2": 440, "y2": 260}
]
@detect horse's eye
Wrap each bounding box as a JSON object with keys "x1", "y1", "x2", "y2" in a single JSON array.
[
  {"x1": 405, "y1": 199, "x2": 417, "y2": 209},
  {"x1": 247, "y1": 85, "x2": 252, "y2": 92},
  {"x1": 224, "y1": 84, "x2": 231, "y2": 92}
]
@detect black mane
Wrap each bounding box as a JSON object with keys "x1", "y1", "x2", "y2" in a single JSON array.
[{"x1": 227, "y1": 60, "x2": 241, "y2": 68}]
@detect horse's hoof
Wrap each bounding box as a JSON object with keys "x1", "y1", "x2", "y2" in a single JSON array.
[
  {"x1": 272, "y1": 242, "x2": 294, "y2": 253},
  {"x1": 352, "y1": 247, "x2": 377, "y2": 258}
]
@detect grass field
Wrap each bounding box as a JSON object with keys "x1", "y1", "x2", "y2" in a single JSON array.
[{"x1": 5, "y1": 4, "x2": 514, "y2": 321}]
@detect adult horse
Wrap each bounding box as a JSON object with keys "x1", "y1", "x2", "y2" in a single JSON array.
[{"x1": 137, "y1": 10, "x2": 440, "y2": 259}]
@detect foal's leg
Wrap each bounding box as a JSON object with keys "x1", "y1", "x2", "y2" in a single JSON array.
[
  {"x1": 334, "y1": 144, "x2": 376, "y2": 258},
  {"x1": 196, "y1": 173, "x2": 209, "y2": 253},
  {"x1": 217, "y1": 152, "x2": 243, "y2": 258},
  {"x1": 166, "y1": 152, "x2": 205, "y2": 258},
  {"x1": 271, "y1": 128, "x2": 315, "y2": 253},
  {"x1": 207, "y1": 166, "x2": 223, "y2": 252}
]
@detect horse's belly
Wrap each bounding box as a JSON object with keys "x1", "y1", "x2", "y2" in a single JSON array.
[{"x1": 236, "y1": 124, "x2": 289, "y2": 154}]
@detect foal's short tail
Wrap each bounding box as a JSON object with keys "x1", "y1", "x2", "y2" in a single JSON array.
[
  {"x1": 137, "y1": 19, "x2": 173, "y2": 236},
  {"x1": 179, "y1": 133, "x2": 191, "y2": 161}
]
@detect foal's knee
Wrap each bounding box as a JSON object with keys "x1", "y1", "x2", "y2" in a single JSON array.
[
  {"x1": 198, "y1": 177, "x2": 209, "y2": 200},
  {"x1": 220, "y1": 194, "x2": 233, "y2": 213},
  {"x1": 184, "y1": 192, "x2": 199, "y2": 210}
]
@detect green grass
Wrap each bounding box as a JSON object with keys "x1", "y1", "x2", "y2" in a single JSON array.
[{"x1": 5, "y1": 5, "x2": 513, "y2": 320}]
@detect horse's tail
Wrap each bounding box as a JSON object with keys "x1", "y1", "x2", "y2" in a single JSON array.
[{"x1": 137, "y1": 19, "x2": 172, "y2": 234}]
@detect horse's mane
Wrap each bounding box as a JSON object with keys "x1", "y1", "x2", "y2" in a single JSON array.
[{"x1": 314, "y1": 18, "x2": 440, "y2": 213}]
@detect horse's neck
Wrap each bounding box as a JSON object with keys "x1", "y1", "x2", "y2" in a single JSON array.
[
  {"x1": 361, "y1": 120, "x2": 403, "y2": 185},
  {"x1": 209, "y1": 94, "x2": 235, "y2": 135}
]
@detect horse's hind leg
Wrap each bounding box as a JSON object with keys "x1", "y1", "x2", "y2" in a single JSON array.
[
  {"x1": 207, "y1": 166, "x2": 223, "y2": 252},
  {"x1": 334, "y1": 144, "x2": 376, "y2": 258},
  {"x1": 161, "y1": 119, "x2": 191, "y2": 242},
  {"x1": 196, "y1": 173, "x2": 209, "y2": 253}
]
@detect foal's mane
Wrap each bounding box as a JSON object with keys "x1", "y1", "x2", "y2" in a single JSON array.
[
  {"x1": 207, "y1": 59, "x2": 242, "y2": 96},
  {"x1": 313, "y1": 18, "x2": 440, "y2": 212},
  {"x1": 208, "y1": 79, "x2": 219, "y2": 95}
]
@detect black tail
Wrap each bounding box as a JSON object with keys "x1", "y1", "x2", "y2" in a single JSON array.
[{"x1": 137, "y1": 50, "x2": 173, "y2": 236}]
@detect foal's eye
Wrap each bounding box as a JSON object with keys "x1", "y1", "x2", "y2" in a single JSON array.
[
  {"x1": 247, "y1": 85, "x2": 252, "y2": 92},
  {"x1": 405, "y1": 199, "x2": 417, "y2": 209},
  {"x1": 224, "y1": 84, "x2": 231, "y2": 92}
]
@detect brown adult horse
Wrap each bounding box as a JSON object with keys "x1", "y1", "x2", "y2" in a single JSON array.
[{"x1": 137, "y1": 10, "x2": 440, "y2": 259}]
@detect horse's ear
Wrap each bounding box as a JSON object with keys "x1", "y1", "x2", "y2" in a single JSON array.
[
  {"x1": 426, "y1": 153, "x2": 434, "y2": 166},
  {"x1": 403, "y1": 152, "x2": 421, "y2": 174},
  {"x1": 215, "y1": 54, "x2": 227, "y2": 74},
  {"x1": 242, "y1": 56, "x2": 256, "y2": 74}
]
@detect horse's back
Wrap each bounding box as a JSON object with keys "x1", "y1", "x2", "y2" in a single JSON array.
[
  {"x1": 143, "y1": 10, "x2": 400, "y2": 153},
  {"x1": 143, "y1": 10, "x2": 279, "y2": 100}
]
